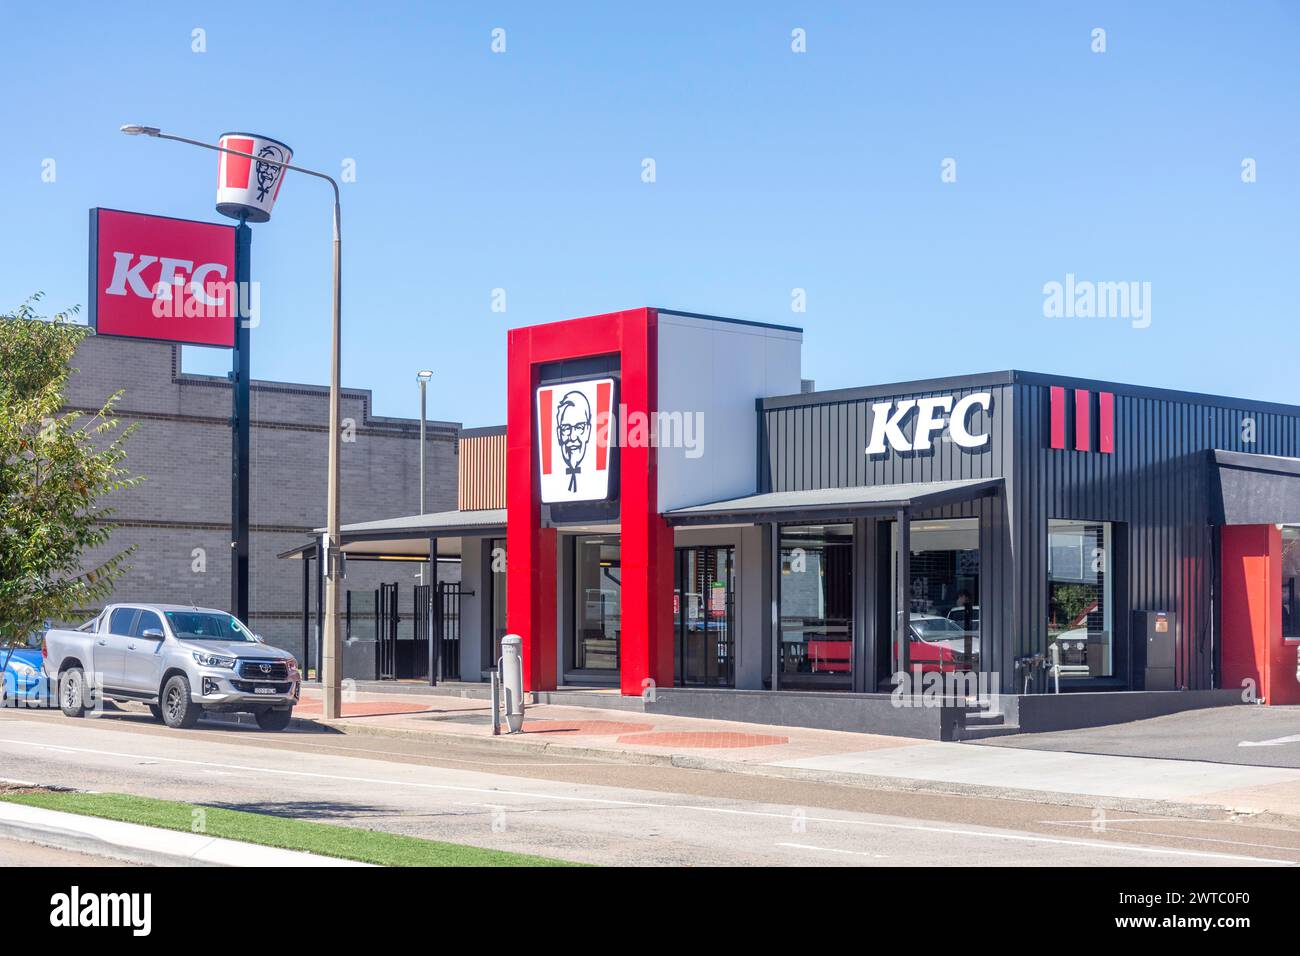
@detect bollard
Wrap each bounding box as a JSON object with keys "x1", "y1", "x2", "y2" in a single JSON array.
[
  {"x1": 500, "y1": 634, "x2": 525, "y2": 733},
  {"x1": 490, "y1": 670, "x2": 501, "y2": 736}
]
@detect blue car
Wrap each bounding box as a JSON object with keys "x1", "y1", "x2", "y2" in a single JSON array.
[{"x1": 2, "y1": 632, "x2": 52, "y2": 707}]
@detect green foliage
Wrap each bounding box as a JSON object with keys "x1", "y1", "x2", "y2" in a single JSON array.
[
  {"x1": 1051, "y1": 583, "x2": 1096, "y2": 628},
  {"x1": 0, "y1": 294, "x2": 141, "y2": 644}
]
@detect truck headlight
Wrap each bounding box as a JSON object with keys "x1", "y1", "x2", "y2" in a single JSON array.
[{"x1": 193, "y1": 651, "x2": 236, "y2": 669}]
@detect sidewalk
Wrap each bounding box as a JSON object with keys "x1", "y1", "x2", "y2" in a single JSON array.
[
  {"x1": 253, "y1": 688, "x2": 1300, "y2": 823},
  {"x1": 0, "y1": 800, "x2": 371, "y2": 867}
]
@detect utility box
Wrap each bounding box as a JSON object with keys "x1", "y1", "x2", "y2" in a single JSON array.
[{"x1": 1137, "y1": 610, "x2": 1177, "y2": 690}]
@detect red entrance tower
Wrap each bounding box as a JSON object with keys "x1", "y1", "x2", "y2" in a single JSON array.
[{"x1": 506, "y1": 308, "x2": 674, "y2": 696}]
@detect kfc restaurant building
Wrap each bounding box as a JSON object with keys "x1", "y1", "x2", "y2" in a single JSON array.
[{"x1": 337, "y1": 307, "x2": 1300, "y2": 736}]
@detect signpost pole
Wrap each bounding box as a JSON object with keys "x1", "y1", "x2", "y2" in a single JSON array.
[{"x1": 230, "y1": 218, "x2": 252, "y2": 623}]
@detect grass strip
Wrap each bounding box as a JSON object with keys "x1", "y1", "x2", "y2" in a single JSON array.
[{"x1": 1, "y1": 790, "x2": 578, "y2": 867}]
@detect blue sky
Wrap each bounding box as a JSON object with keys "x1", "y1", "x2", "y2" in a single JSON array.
[{"x1": 3, "y1": 1, "x2": 1297, "y2": 427}]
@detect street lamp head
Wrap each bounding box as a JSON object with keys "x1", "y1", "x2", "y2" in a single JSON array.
[
  {"x1": 120, "y1": 124, "x2": 161, "y2": 136},
  {"x1": 416, "y1": 370, "x2": 433, "y2": 382}
]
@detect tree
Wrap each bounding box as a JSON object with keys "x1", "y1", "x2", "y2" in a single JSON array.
[{"x1": 0, "y1": 294, "x2": 141, "y2": 661}]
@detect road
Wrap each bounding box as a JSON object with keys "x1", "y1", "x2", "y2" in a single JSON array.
[{"x1": 3, "y1": 707, "x2": 1299, "y2": 867}]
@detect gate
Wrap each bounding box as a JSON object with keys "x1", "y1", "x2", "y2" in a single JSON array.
[
  {"x1": 430, "y1": 582, "x2": 470, "y2": 683},
  {"x1": 376, "y1": 582, "x2": 400, "y2": 680},
  {"x1": 412, "y1": 584, "x2": 432, "y2": 681}
]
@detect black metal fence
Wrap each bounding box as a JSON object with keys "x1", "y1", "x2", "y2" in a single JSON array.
[{"x1": 430, "y1": 581, "x2": 468, "y2": 682}]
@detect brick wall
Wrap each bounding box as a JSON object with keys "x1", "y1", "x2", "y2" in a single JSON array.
[{"x1": 64, "y1": 335, "x2": 460, "y2": 660}]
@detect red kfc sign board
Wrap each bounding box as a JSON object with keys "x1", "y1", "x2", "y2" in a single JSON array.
[{"x1": 88, "y1": 208, "x2": 237, "y2": 348}]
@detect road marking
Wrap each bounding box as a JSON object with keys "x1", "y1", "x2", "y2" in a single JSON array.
[
  {"x1": 777, "y1": 842, "x2": 888, "y2": 859},
  {"x1": 1043, "y1": 820, "x2": 1300, "y2": 854},
  {"x1": 1, "y1": 734, "x2": 1293, "y2": 865},
  {"x1": 1240, "y1": 734, "x2": 1300, "y2": 748}
]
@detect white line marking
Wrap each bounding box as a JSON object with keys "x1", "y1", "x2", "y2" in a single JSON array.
[
  {"x1": 777, "y1": 842, "x2": 887, "y2": 859},
  {"x1": 1240, "y1": 734, "x2": 1300, "y2": 748},
  {"x1": 1, "y1": 734, "x2": 1293, "y2": 865}
]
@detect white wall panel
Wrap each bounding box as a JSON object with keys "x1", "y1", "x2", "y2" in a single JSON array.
[{"x1": 657, "y1": 312, "x2": 801, "y2": 512}]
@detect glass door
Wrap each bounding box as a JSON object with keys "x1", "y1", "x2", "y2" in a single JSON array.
[
  {"x1": 674, "y1": 546, "x2": 735, "y2": 686},
  {"x1": 887, "y1": 518, "x2": 981, "y2": 686},
  {"x1": 573, "y1": 535, "x2": 621, "y2": 671}
]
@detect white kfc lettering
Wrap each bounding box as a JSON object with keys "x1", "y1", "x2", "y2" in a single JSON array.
[
  {"x1": 949, "y1": 393, "x2": 991, "y2": 448},
  {"x1": 864, "y1": 399, "x2": 916, "y2": 455},
  {"x1": 105, "y1": 252, "x2": 229, "y2": 306},
  {"x1": 105, "y1": 252, "x2": 157, "y2": 298},
  {"x1": 190, "y1": 262, "x2": 229, "y2": 306},
  {"x1": 153, "y1": 258, "x2": 194, "y2": 299},
  {"x1": 911, "y1": 396, "x2": 954, "y2": 451},
  {"x1": 865, "y1": 392, "x2": 992, "y2": 455}
]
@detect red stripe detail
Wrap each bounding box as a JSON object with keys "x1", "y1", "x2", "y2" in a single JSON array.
[
  {"x1": 539, "y1": 388, "x2": 553, "y2": 475},
  {"x1": 223, "y1": 138, "x2": 254, "y2": 189},
  {"x1": 1074, "y1": 389, "x2": 1091, "y2": 451},
  {"x1": 273, "y1": 150, "x2": 290, "y2": 201},
  {"x1": 1049, "y1": 386, "x2": 1066, "y2": 449},
  {"x1": 595, "y1": 380, "x2": 612, "y2": 471},
  {"x1": 1098, "y1": 391, "x2": 1114, "y2": 453}
]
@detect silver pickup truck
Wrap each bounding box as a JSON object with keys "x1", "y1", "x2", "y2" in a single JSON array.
[{"x1": 42, "y1": 603, "x2": 300, "y2": 730}]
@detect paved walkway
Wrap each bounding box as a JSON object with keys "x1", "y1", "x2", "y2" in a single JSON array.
[
  {"x1": 277, "y1": 688, "x2": 1300, "y2": 821},
  {"x1": 0, "y1": 800, "x2": 370, "y2": 867}
]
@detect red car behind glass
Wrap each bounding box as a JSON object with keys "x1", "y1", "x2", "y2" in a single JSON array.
[{"x1": 907, "y1": 614, "x2": 978, "y2": 673}]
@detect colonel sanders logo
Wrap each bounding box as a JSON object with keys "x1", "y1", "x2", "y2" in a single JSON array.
[
  {"x1": 556, "y1": 390, "x2": 592, "y2": 493},
  {"x1": 536, "y1": 378, "x2": 615, "y2": 503},
  {"x1": 254, "y1": 144, "x2": 287, "y2": 202}
]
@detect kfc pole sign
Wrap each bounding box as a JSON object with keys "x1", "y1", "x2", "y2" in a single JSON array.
[
  {"x1": 88, "y1": 208, "x2": 238, "y2": 348},
  {"x1": 536, "y1": 378, "x2": 616, "y2": 503}
]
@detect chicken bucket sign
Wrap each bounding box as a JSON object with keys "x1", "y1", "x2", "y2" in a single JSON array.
[
  {"x1": 215, "y1": 132, "x2": 293, "y2": 223},
  {"x1": 88, "y1": 208, "x2": 238, "y2": 348},
  {"x1": 536, "y1": 378, "x2": 617, "y2": 503}
]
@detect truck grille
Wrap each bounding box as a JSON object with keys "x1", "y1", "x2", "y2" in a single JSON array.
[{"x1": 236, "y1": 659, "x2": 290, "y2": 681}]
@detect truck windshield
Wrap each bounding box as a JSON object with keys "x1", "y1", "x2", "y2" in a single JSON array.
[{"x1": 165, "y1": 612, "x2": 256, "y2": 642}]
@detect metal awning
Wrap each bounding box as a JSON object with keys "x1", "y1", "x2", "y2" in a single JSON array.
[
  {"x1": 664, "y1": 478, "x2": 1002, "y2": 526},
  {"x1": 1210, "y1": 450, "x2": 1300, "y2": 525},
  {"x1": 277, "y1": 508, "x2": 506, "y2": 560}
]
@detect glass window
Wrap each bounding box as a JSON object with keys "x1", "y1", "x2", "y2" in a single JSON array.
[
  {"x1": 1047, "y1": 519, "x2": 1114, "y2": 679},
  {"x1": 164, "y1": 611, "x2": 256, "y2": 642},
  {"x1": 573, "y1": 536, "x2": 620, "y2": 670},
  {"x1": 108, "y1": 608, "x2": 138, "y2": 635},
  {"x1": 488, "y1": 538, "x2": 508, "y2": 664},
  {"x1": 130, "y1": 610, "x2": 164, "y2": 638},
  {"x1": 779, "y1": 524, "x2": 853, "y2": 689},
  {"x1": 890, "y1": 518, "x2": 981, "y2": 675},
  {"x1": 1283, "y1": 527, "x2": 1300, "y2": 640}
]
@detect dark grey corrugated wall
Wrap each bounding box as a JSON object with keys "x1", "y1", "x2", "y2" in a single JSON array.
[
  {"x1": 761, "y1": 372, "x2": 1300, "y2": 692},
  {"x1": 761, "y1": 379, "x2": 1017, "y2": 688},
  {"x1": 1014, "y1": 380, "x2": 1300, "y2": 690}
]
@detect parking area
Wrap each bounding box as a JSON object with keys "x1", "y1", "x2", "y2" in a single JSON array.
[{"x1": 977, "y1": 705, "x2": 1300, "y2": 768}]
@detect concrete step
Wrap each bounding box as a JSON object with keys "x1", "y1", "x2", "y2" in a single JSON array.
[
  {"x1": 963, "y1": 711, "x2": 1008, "y2": 726},
  {"x1": 958, "y1": 723, "x2": 1023, "y2": 740}
]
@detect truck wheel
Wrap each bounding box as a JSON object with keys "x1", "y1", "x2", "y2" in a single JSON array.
[
  {"x1": 59, "y1": 667, "x2": 89, "y2": 718},
  {"x1": 255, "y1": 707, "x2": 293, "y2": 732},
  {"x1": 147, "y1": 704, "x2": 164, "y2": 722},
  {"x1": 161, "y1": 675, "x2": 200, "y2": 729}
]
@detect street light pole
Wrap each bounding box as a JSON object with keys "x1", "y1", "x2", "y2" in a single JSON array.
[
  {"x1": 121, "y1": 125, "x2": 348, "y2": 719},
  {"x1": 417, "y1": 370, "x2": 432, "y2": 516},
  {"x1": 416, "y1": 370, "x2": 433, "y2": 590}
]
